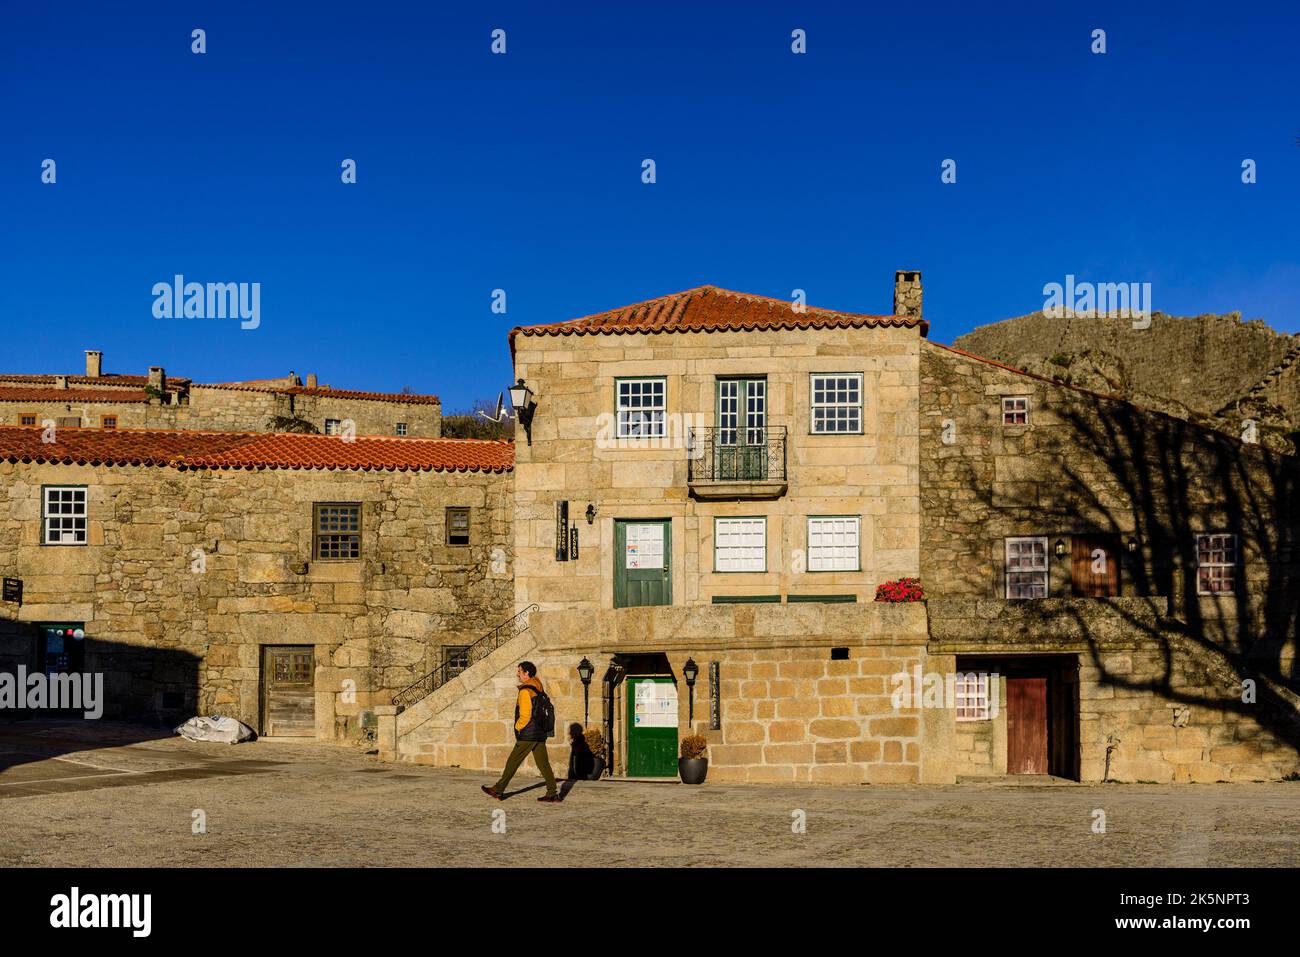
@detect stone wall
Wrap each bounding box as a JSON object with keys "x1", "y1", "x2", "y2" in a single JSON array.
[
  {"x1": 1, "y1": 387, "x2": 441, "y2": 437},
  {"x1": 930, "y1": 598, "x2": 1300, "y2": 783},
  {"x1": 390, "y1": 602, "x2": 947, "y2": 785},
  {"x1": 0, "y1": 459, "x2": 511, "y2": 738},
  {"x1": 512, "y1": 325, "x2": 922, "y2": 610}
]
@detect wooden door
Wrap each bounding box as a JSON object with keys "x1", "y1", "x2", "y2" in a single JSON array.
[
  {"x1": 626, "y1": 677, "x2": 679, "y2": 776},
  {"x1": 1071, "y1": 535, "x2": 1120, "y2": 596},
  {"x1": 615, "y1": 520, "x2": 671, "y2": 608},
  {"x1": 1007, "y1": 676, "x2": 1048, "y2": 774},
  {"x1": 261, "y1": 646, "x2": 315, "y2": 737}
]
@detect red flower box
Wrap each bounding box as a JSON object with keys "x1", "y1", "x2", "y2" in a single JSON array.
[{"x1": 874, "y1": 577, "x2": 925, "y2": 603}]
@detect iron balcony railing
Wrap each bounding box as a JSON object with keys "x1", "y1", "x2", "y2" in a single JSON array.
[
  {"x1": 687, "y1": 426, "x2": 787, "y2": 482},
  {"x1": 391, "y1": 603, "x2": 540, "y2": 712}
]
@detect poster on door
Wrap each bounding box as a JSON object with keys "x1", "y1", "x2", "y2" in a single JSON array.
[
  {"x1": 625, "y1": 524, "x2": 664, "y2": 570},
  {"x1": 633, "y1": 681, "x2": 678, "y2": 728}
]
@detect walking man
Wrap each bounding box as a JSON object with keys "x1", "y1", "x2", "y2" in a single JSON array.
[{"x1": 482, "y1": 661, "x2": 560, "y2": 802}]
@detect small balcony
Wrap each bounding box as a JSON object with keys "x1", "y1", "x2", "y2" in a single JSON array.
[{"x1": 687, "y1": 426, "x2": 788, "y2": 500}]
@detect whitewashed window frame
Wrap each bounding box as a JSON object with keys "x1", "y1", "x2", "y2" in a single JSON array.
[
  {"x1": 954, "y1": 673, "x2": 990, "y2": 721},
  {"x1": 810, "y1": 373, "x2": 864, "y2": 434},
  {"x1": 1195, "y1": 533, "x2": 1237, "y2": 596},
  {"x1": 1005, "y1": 536, "x2": 1049, "y2": 599},
  {"x1": 807, "y1": 516, "x2": 861, "y2": 572},
  {"x1": 42, "y1": 486, "x2": 88, "y2": 546},
  {"x1": 1002, "y1": 396, "x2": 1030, "y2": 426},
  {"x1": 714, "y1": 517, "x2": 767, "y2": 573},
  {"x1": 616, "y1": 377, "x2": 667, "y2": 440}
]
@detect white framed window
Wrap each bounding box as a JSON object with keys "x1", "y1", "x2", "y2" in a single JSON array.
[
  {"x1": 616, "y1": 378, "x2": 666, "y2": 439},
  {"x1": 1196, "y1": 533, "x2": 1237, "y2": 595},
  {"x1": 1005, "y1": 536, "x2": 1048, "y2": 598},
  {"x1": 43, "y1": 486, "x2": 88, "y2": 545},
  {"x1": 810, "y1": 373, "x2": 863, "y2": 434},
  {"x1": 395, "y1": 422, "x2": 408, "y2": 437},
  {"x1": 955, "y1": 673, "x2": 990, "y2": 721},
  {"x1": 807, "y1": 516, "x2": 861, "y2": 572},
  {"x1": 1002, "y1": 396, "x2": 1029, "y2": 426},
  {"x1": 714, "y1": 517, "x2": 766, "y2": 572},
  {"x1": 324, "y1": 418, "x2": 342, "y2": 435}
]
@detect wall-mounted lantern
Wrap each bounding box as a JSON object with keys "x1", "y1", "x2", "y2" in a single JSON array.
[
  {"x1": 683, "y1": 657, "x2": 699, "y2": 724},
  {"x1": 577, "y1": 656, "x2": 594, "y2": 726},
  {"x1": 1125, "y1": 536, "x2": 1139, "y2": 554},
  {"x1": 1053, "y1": 539, "x2": 1068, "y2": 559},
  {"x1": 585, "y1": 503, "x2": 597, "y2": 525},
  {"x1": 508, "y1": 378, "x2": 536, "y2": 446}
]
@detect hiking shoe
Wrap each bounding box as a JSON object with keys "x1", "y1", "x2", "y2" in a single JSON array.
[
  {"x1": 538, "y1": 794, "x2": 561, "y2": 803},
  {"x1": 481, "y1": 786, "x2": 504, "y2": 800}
]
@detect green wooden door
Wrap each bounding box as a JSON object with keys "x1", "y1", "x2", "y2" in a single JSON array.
[
  {"x1": 715, "y1": 378, "x2": 767, "y2": 480},
  {"x1": 614, "y1": 520, "x2": 671, "y2": 608},
  {"x1": 626, "y1": 676, "x2": 679, "y2": 776}
]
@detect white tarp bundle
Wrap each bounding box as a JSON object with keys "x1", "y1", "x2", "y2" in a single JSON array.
[{"x1": 174, "y1": 715, "x2": 256, "y2": 744}]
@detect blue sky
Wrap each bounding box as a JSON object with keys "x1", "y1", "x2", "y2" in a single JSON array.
[{"x1": 4, "y1": 1, "x2": 1297, "y2": 410}]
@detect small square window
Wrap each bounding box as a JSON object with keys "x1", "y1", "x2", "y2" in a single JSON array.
[
  {"x1": 42, "y1": 486, "x2": 88, "y2": 545},
  {"x1": 395, "y1": 422, "x2": 408, "y2": 437},
  {"x1": 1002, "y1": 396, "x2": 1029, "y2": 426},
  {"x1": 807, "y1": 516, "x2": 861, "y2": 571},
  {"x1": 445, "y1": 645, "x2": 471, "y2": 677},
  {"x1": 101, "y1": 415, "x2": 117, "y2": 429},
  {"x1": 447, "y1": 507, "x2": 470, "y2": 546},
  {"x1": 616, "y1": 378, "x2": 667, "y2": 439},
  {"x1": 19, "y1": 414, "x2": 37, "y2": 427},
  {"x1": 324, "y1": 419, "x2": 342, "y2": 436},
  {"x1": 313, "y1": 503, "x2": 361, "y2": 560},
  {"x1": 955, "y1": 673, "x2": 991, "y2": 721},
  {"x1": 57, "y1": 416, "x2": 81, "y2": 429},
  {"x1": 810, "y1": 374, "x2": 864, "y2": 434},
  {"x1": 714, "y1": 517, "x2": 766, "y2": 572},
  {"x1": 1005, "y1": 536, "x2": 1049, "y2": 598},
  {"x1": 1196, "y1": 533, "x2": 1237, "y2": 595}
]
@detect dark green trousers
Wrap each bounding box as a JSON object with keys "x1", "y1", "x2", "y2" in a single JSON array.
[{"x1": 492, "y1": 739, "x2": 557, "y2": 796}]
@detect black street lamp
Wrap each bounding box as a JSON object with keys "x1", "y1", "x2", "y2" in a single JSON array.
[
  {"x1": 683, "y1": 657, "x2": 699, "y2": 725},
  {"x1": 577, "y1": 656, "x2": 594, "y2": 726},
  {"x1": 508, "y1": 378, "x2": 536, "y2": 446}
]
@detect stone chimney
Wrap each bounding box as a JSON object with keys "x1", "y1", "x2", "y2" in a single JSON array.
[
  {"x1": 893, "y1": 270, "x2": 923, "y2": 320},
  {"x1": 85, "y1": 350, "x2": 103, "y2": 378},
  {"x1": 306, "y1": 373, "x2": 318, "y2": 388},
  {"x1": 54, "y1": 375, "x2": 68, "y2": 390},
  {"x1": 148, "y1": 366, "x2": 166, "y2": 399}
]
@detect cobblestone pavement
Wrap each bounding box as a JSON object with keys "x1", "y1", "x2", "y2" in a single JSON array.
[{"x1": 2, "y1": 722, "x2": 1297, "y2": 867}]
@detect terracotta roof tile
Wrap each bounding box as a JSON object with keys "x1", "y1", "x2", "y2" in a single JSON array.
[
  {"x1": 510, "y1": 285, "x2": 926, "y2": 352},
  {"x1": 0, "y1": 427, "x2": 512, "y2": 473},
  {"x1": 0, "y1": 373, "x2": 190, "y2": 387},
  {"x1": 0, "y1": 388, "x2": 149, "y2": 404},
  {"x1": 193, "y1": 383, "x2": 441, "y2": 405}
]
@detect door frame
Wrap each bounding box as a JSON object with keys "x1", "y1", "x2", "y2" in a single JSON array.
[
  {"x1": 624, "y1": 674, "x2": 679, "y2": 777},
  {"x1": 259, "y1": 644, "x2": 317, "y2": 737}
]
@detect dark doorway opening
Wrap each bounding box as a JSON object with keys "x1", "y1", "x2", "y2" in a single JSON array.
[{"x1": 958, "y1": 654, "x2": 1080, "y2": 780}]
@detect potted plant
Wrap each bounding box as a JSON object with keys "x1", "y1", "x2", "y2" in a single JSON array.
[
  {"x1": 584, "y1": 727, "x2": 607, "y2": 781},
  {"x1": 679, "y1": 733, "x2": 709, "y2": 784},
  {"x1": 874, "y1": 577, "x2": 925, "y2": 602}
]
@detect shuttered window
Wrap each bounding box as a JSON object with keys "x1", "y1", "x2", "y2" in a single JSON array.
[
  {"x1": 807, "y1": 516, "x2": 860, "y2": 571},
  {"x1": 714, "y1": 517, "x2": 766, "y2": 572}
]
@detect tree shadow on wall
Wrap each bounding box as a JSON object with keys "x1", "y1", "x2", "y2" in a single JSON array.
[{"x1": 997, "y1": 393, "x2": 1300, "y2": 754}]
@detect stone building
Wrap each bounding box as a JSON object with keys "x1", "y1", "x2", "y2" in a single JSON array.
[
  {"x1": 2, "y1": 276, "x2": 1297, "y2": 786},
  {"x1": 0, "y1": 350, "x2": 441, "y2": 437},
  {"x1": 0, "y1": 428, "x2": 511, "y2": 738}
]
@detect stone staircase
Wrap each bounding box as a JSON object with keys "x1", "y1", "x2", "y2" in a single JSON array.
[{"x1": 376, "y1": 615, "x2": 540, "y2": 769}]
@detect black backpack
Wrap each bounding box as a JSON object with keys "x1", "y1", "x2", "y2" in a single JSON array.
[{"x1": 522, "y1": 686, "x2": 556, "y2": 739}]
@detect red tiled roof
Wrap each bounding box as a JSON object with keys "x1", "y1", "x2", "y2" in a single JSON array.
[
  {"x1": 193, "y1": 383, "x2": 441, "y2": 405},
  {"x1": 510, "y1": 285, "x2": 926, "y2": 351},
  {"x1": 0, "y1": 373, "x2": 190, "y2": 387},
  {"x1": 0, "y1": 427, "x2": 512, "y2": 473},
  {"x1": 0, "y1": 388, "x2": 149, "y2": 404}
]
